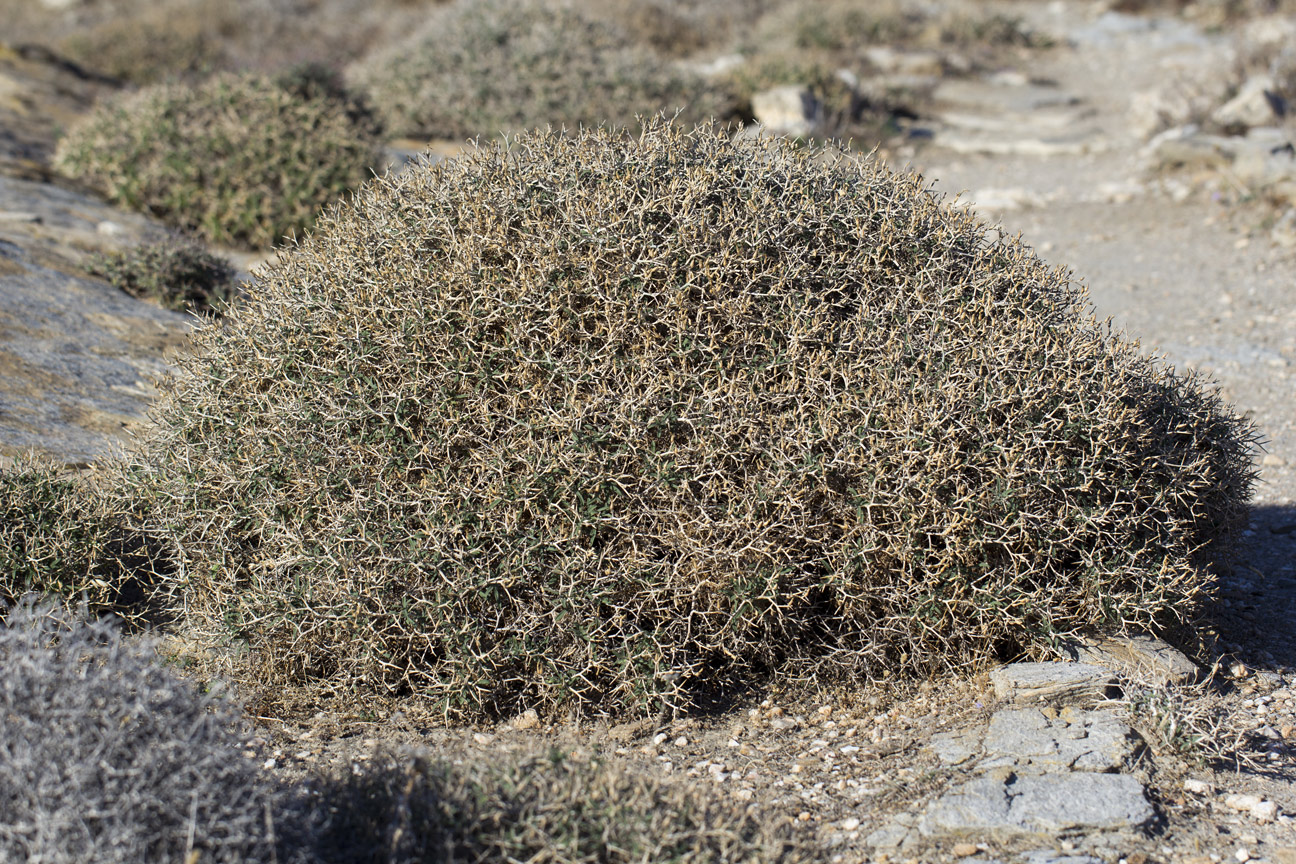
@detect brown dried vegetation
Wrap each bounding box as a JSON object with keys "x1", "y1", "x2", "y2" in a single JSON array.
[{"x1": 112, "y1": 119, "x2": 1257, "y2": 723}]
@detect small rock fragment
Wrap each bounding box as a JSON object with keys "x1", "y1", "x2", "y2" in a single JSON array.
[
  {"x1": 1224, "y1": 793, "x2": 1263, "y2": 812},
  {"x1": 1251, "y1": 800, "x2": 1278, "y2": 823},
  {"x1": 509, "y1": 708, "x2": 539, "y2": 730},
  {"x1": 952, "y1": 842, "x2": 980, "y2": 856}
]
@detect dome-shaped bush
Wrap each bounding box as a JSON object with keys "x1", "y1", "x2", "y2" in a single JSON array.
[
  {"x1": 119, "y1": 119, "x2": 1258, "y2": 721},
  {"x1": 351, "y1": 0, "x2": 729, "y2": 140},
  {"x1": 55, "y1": 73, "x2": 382, "y2": 249},
  {"x1": 0, "y1": 598, "x2": 279, "y2": 864}
]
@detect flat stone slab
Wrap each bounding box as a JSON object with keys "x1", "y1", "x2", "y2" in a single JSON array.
[
  {"x1": 980, "y1": 707, "x2": 1136, "y2": 773},
  {"x1": 919, "y1": 771, "x2": 1154, "y2": 839},
  {"x1": 990, "y1": 662, "x2": 1117, "y2": 707},
  {"x1": 1062, "y1": 633, "x2": 1200, "y2": 687},
  {"x1": 928, "y1": 706, "x2": 1138, "y2": 773}
]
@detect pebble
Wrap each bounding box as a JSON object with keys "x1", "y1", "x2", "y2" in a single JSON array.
[{"x1": 952, "y1": 842, "x2": 980, "y2": 856}]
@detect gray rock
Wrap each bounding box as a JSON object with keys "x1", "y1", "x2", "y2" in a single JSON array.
[
  {"x1": 1212, "y1": 75, "x2": 1285, "y2": 130},
  {"x1": 862, "y1": 811, "x2": 919, "y2": 849},
  {"x1": 1019, "y1": 852, "x2": 1104, "y2": 864},
  {"x1": 919, "y1": 771, "x2": 1154, "y2": 839},
  {"x1": 928, "y1": 726, "x2": 982, "y2": 766},
  {"x1": 989, "y1": 662, "x2": 1117, "y2": 707},
  {"x1": 1061, "y1": 632, "x2": 1200, "y2": 686},
  {"x1": 981, "y1": 708, "x2": 1136, "y2": 773},
  {"x1": 929, "y1": 77, "x2": 1107, "y2": 157},
  {"x1": 750, "y1": 86, "x2": 820, "y2": 138},
  {"x1": 0, "y1": 175, "x2": 191, "y2": 466},
  {"x1": 927, "y1": 706, "x2": 1138, "y2": 773},
  {"x1": 863, "y1": 46, "x2": 944, "y2": 77},
  {"x1": 1146, "y1": 124, "x2": 1296, "y2": 204}
]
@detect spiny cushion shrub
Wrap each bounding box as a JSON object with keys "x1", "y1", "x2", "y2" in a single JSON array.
[
  {"x1": 54, "y1": 73, "x2": 382, "y2": 249},
  {"x1": 0, "y1": 455, "x2": 175, "y2": 622},
  {"x1": 597, "y1": 0, "x2": 777, "y2": 58},
  {"x1": 351, "y1": 0, "x2": 730, "y2": 140},
  {"x1": 0, "y1": 597, "x2": 280, "y2": 864},
  {"x1": 88, "y1": 234, "x2": 238, "y2": 315},
  {"x1": 287, "y1": 745, "x2": 812, "y2": 863},
  {"x1": 116, "y1": 118, "x2": 1257, "y2": 722},
  {"x1": 0, "y1": 455, "x2": 114, "y2": 609},
  {"x1": 756, "y1": 0, "x2": 1048, "y2": 57}
]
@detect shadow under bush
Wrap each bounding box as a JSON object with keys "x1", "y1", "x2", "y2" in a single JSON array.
[
  {"x1": 115, "y1": 117, "x2": 1259, "y2": 722},
  {"x1": 284, "y1": 744, "x2": 814, "y2": 864}
]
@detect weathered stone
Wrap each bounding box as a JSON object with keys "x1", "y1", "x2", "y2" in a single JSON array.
[
  {"x1": 750, "y1": 86, "x2": 820, "y2": 138},
  {"x1": 980, "y1": 707, "x2": 1136, "y2": 773},
  {"x1": 863, "y1": 46, "x2": 944, "y2": 77},
  {"x1": 1212, "y1": 76, "x2": 1285, "y2": 130},
  {"x1": 0, "y1": 174, "x2": 191, "y2": 465},
  {"x1": 919, "y1": 771, "x2": 1154, "y2": 839},
  {"x1": 1020, "y1": 852, "x2": 1105, "y2": 864},
  {"x1": 1144, "y1": 125, "x2": 1235, "y2": 169},
  {"x1": 989, "y1": 662, "x2": 1117, "y2": 707},
  {"x1": 1062, "y1": 632, "x2": 1200, "y2": 686},
  {"x1": 862, "y1": 811, "x2": 919, "y2": 849},
  {"x1": 928, "y1": 726, "x2": 982, "y2": 766}
]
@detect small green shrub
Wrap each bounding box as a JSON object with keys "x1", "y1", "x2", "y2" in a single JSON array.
[
  {"x1": 288, "y1": 745, "x2": 813, "y2": 863},
  {"x1": 756, "y1": 0, "x2": 1049, "y2": 56},
  {"x1": 597, "y1": 0, "x2": 776, "y2": 57},
  {"x1": 0, "y1": 455, "x2": 174, "y2": 622},
  {"x1": 0, "y1": 455, "x2": 113, "y2": 608},
  {"x1": 0, "y1": 597, "x2": 280, "y2": 864},
  {"x1": 89, "y1": 235, "x2": 238, "y2": 314},
  {"x1": 351, "y1": 0, "x2": 731, "y2": 140},
  {"x1": 54, "y1": 73, "x2": 382, "y2": 249},
  {"x1": 116, "y1": 118, "x2": 1257, "y2": 722}
]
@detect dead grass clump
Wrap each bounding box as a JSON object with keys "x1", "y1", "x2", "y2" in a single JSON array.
[
  {"x1": 54, "y1": 73, "x2": 382, "y2": 249},
  {"x1": 287, "y1": 745, "x2": 813, "y2": 863},
  {"x1": 0, "y1": 598, "x2": 280, "y2": 864},
  {"x1": 351, "y1": 0, "x2": 730, "y2": 140},
  {"x1": 116, "y1": 117, "x2": 1258, "y2": 723}
]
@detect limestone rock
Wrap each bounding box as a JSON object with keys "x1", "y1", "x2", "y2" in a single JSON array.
[
  {"x1": 1212, "y1": 75, "x2": 1285, "y2": 130},
  {"x1": 989, "y1": 662, "x2": 1117, "y2": 708},
  {"x1": 927, "y1": 705, "x2": 1139, "y2": 774},
  {"x1": 1062, "y1": 632, "x2": 1200, "y2": 686},
  {"x1": 750, "y1": 85, "x2": 820, "y2": 138},
  {"x1": 0, "y1": 174, "x2": 190, "y2": 465},
  {"x1": 918, "y1": 771, "x2": 1154, "y2": 839},
  {"x1": 980, "y1": 708, "x2": 1136, "y2": 773}
]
